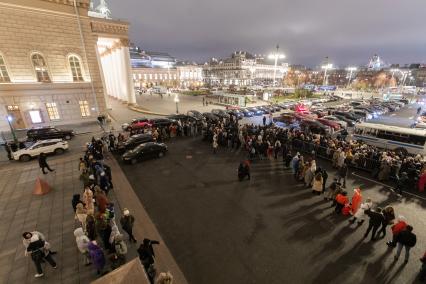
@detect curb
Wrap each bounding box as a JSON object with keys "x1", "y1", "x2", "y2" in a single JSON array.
[{"x1": 128, "y1": 105, "x2": 168, "y2": 116}]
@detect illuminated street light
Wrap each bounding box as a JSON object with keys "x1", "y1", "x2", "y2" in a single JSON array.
[
  {"x1": 268, "y1": 44, "x2": 286, "y2": 87},
  {"x1": 346, "y1": 66, "x2": 357, "y2": 88},
  {"x1": 321, "y1": 63, "x2": 333, "y2": 85},
  {"x1": 174, "y1": 93, "x2": 180, "y2": 114}
]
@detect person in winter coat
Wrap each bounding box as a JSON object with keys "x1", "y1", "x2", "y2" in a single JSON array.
[
  {"x1": 386, "y1": 215, "x2": 407, "y2": 248},
  {"x1": 95, "y1": 187, "x2": 108, "y2": 214},
  {"x1": 363, "y1": 208, "x2": 385, "y2": 241},
  {"x1": 291, "y1": 153, "x2": 300, "y2": 178},
  {"x1": 378, "y1": 160, "x2": 391, "y2": 181},
  {"x1": 109, "y1": 224, "x2": 120, "y2": 252},
  {"x1": 321, "y1": 169, "x2": 328, "y2": 194},
  {"x1": 238, "y1": 161, "x2": 250, "y2": 181},
  {"x1": 112, "y1": 234, "x2": 127, "y2": 269},
  {"x1": 26, "y1": 233, "x2": 57, "y2": 278},
  {"x1": 338, "y1": 163, "x2": 348, "y2": 188},
  {"x1": 325, "y1": 178, "x2": 340, "y2": 201},
  {"x1": 72, "y1": 194, "x2": 83, "y2": 212},
  {"x1": 312, "y1": 172, "x2": 323, "y2": 195},
  {"x1": 86, "y1": 214, "x2": 97, "y2": 241},
  {"x1": 156, "y1": 271, "x2": 174, "y2": 284},
  {"x1": 350, "y1": 188, "x2": 362, "y2": 216},
  {"x1": 88, "y1": 241, "x2": 105, "y2": 275},
  {"x1": 394, "y1": 225, "x2": 417, "y2": 263},
  {"x1": 99, "y1": 172, "x2": 110, "y2": 194},
  {"x1": 75, "y1": 203, "x2": 88, "y2": 230},
  {"x1": 83, "y1": 187, "x2": 94, "y2": 215},
  {"x1": 396, "y1": 172, "x2": 409, "y2": 195},
  {"x1": 138, "y1": 238, "x2": 160, "y2": 270},
  {"x1": 38, "y1": 152, "x2": 54, "y2": 174},
  {"x1": 74, "y1": 227, "x2": 91, "y2": 265},
  {"x1": 120, "y1": 208, "x2": 137, "y2": 243},
  {"x1": 376, "y1": 206, "x2": 395, "y2": 239},
  {"x1": 418, "y1": 171, "x2": 426, "y2": 192},
  {"x1": 349, "y1": 198, "x2": 372, "y2": 225},
  {"x1": 335, "y1": 191, "x2": 349, "y2": 214}
]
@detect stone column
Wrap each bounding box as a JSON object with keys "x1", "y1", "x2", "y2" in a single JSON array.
[
  {"x1": 120, "y1": 39, "x2": 136, "y2": 104},
  {"x1": 111, "y1": 48, "x2": 122, "y2": 100}
]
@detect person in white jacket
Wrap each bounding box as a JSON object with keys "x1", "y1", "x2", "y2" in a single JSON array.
[
  {"x1": 349, "y1": 198, "x2": 373, "y2": 225},
  {"x1": 74, "y1": 228, "x2": 91, "y2": 265}
]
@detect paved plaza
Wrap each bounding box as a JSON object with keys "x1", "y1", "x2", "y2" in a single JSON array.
[{"x1": 118, "y1": 137, "x2": 426, "y2": 284}]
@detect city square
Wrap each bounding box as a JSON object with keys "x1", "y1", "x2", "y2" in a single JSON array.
[{"x1": 1, "y1": 0, "x2": 426, "y2": 284}]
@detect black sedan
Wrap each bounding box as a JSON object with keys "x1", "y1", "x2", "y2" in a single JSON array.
[
  {"x1": 202, "y1": 112, "x2": 220, "y2": 123},
  {"x1": 122, "y1": 142, "x2": 168, "y2": 164},
  {"x1": 247, "y1": 107, "x2": 263, "y2": 116},
  {"x1": 211, "y1": 109, "x2": 231, "y2": 119},
  {"x1": 226, "y1": 109, "x2": 244, "y2": 119},
  {"x1": 149, "y1": 118, "x2": 175, "y2": 128},
  {"x1": 241, "y1": 109, "x2": 254, "y2": 117},
  {"x1": 187, "y1": 110, "x2": 204, "y2": 120},
  {"x1": 167, "y1": 114, "x2": 200, "y2": 124},
  {"x1": 117, "y1": 133, "x2": 153, "y2": 153}
]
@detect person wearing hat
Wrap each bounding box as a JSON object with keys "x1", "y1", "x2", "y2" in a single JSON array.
[
  {"x1": 349, "y1": 198, "x2": 373, "y2": 225},
  {"x1": 120, "y1": 208, "x2": 137, "y2": 243},
  {"x1": 24, "y1": 232, "x2": 57, "y2": 278}
]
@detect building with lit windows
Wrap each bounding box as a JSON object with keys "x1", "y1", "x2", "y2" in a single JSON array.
[
  {"x1": 176, "y1": 62, "x2": 203, "y2": 88},
  {"x1": 0, "y1": 0, "x2": 135, "y2": 132},
  {"x1": 203, "y1": 51, "x2": 288, "y2": 87}
]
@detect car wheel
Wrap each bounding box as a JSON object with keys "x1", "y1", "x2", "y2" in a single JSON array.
[
  {"x1": 64, "y1": 135, "x2": 71, "y2": 140},
  {"x1": 54, "y1": 148, "x2": 65, "y2": 155},
  {"x1": 158, "y1": 151, "x2": 165, "y2": 158},
  {"x1": 19, "y1": 155, "x2": 31, "y2": 162},
  {"x1": 131, "y1": 158, "x2": 137, "y2": 165}
]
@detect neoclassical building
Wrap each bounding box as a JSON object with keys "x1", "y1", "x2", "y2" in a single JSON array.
[{"x1": 0, "y1": 0, "x2": 135, "y2": 132}]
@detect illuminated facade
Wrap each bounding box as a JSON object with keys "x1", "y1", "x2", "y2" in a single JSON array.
[
  {"x1": 0, "y1": 0, "x2": 135, "y2": 132},
  {"x1": 203, "y1": 51, "x2": 288, "y2": 87}
]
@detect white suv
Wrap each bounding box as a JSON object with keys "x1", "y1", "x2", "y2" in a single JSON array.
[{"x1": 12, "y1": 139, "x2": 69, "y2": 162}]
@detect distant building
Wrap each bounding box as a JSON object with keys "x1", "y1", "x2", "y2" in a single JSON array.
[
  {"x1": 0, "y1": 0, "x2": 135, "y2": 132},
  {"x1": 203, "y1": 51, "x2": 288, "y2": 87},
  {"x1": 176, "y1": 62, "x2": 203, "y2": 88}
]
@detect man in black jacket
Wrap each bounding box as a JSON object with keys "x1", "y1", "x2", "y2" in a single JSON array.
[
  {"x1": 338, "y1": 163, "x2": 348, "y2": 188},
  {"x1": 394, "y1": 225, "x2": 417, "y2": 263},
  {"x1": 38, "y1": 153, "x2": 54, "y2": 174},
  {"x1": 26, "y1": 234, "x2": 57, "y2": 278},
  {"x1": 363, "y1": 208, "x2": 384, "y2": 241}
]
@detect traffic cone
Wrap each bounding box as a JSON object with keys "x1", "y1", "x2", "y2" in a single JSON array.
[{"x1": 33, "y1": 177, "x2": 51, "y2": 195}]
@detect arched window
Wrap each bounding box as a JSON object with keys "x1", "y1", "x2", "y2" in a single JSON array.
[
  {"x1": 0, "y1": 54, "x2": 10, "y2": 83},
  {"x1": 31, "y1": 53, "x2": 51, "y2": 82},
  {"x1": 69, "y1": 55, "x2": 84, "y2": 82}
]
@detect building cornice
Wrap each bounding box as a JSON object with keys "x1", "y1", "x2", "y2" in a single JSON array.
[{"x1": 40, "y1": 0, "x2": 90, "y2": 8}]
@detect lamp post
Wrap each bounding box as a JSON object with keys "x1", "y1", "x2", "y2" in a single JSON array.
[
  {"x1": 174, "y1": 93, "x2": 180, "y2": 114},
  {"x1": 6, "y1": 115, "x2": 18, "y2": 144},
  {"x1": 321, "y1": 63, "x2": 333, "y2": 86},
  {"x1": 346, "y1": 67, "x2": 357, "y2": 88},
  {"x1": 268, "y1": 45, "x2": 285, "y2": 87}
]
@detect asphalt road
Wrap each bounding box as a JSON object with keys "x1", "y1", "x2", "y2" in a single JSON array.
[{"x1": 117, "y1": 137, "x2": 426, "y2": 284}]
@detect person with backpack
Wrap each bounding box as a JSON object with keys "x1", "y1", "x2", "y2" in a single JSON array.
[
  {"x1": 112, "y1": 234, "x2": 127, "y2": 269},
  {"x1": 394, "y1": 225, "x2": 417, "y2": 263},
  {"x1": 386, "y1": 215, "x2": 407, "y2": 248},
  {"x1": 25, "y1": 233, "x2": 57, "y2": 278}
]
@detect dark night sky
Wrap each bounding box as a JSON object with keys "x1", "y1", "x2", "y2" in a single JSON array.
[{"x1": 107, "y1": 0, "x2": 426, "y2": 67}]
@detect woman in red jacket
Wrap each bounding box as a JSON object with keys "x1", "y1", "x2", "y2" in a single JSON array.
[
  {"x1": 334, "y1": 191, "x2": 349, "y2": 214},
  {"x1": 386, "y1": 215, "x2": 407, "y2": 248}
]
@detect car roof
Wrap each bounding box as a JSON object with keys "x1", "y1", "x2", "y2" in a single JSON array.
[{"x1": 34, "y1": 139, "x2": 64, "y2": 144}]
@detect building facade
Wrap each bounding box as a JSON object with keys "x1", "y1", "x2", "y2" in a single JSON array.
[
  {"x1": 203, "y1": 51, "x2": 288, "y2": 87},
  {"x1": 0, "y1": 0, "x2": 135, "y2": 132},
  {"x1": 176, "y1": 63, "x2": 203, "y2": 88},
  {"x1": 132, "y1": 67, "x2": 178, "y2": 88}
]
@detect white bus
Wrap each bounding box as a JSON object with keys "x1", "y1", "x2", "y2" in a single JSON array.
[{"x1": 353, "y1": 122, "x2": 426, "y2": 155}]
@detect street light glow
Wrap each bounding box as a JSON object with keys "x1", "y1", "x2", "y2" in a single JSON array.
[{"x1": 7, "y1": 115, "x2": 13, "y2": 122}]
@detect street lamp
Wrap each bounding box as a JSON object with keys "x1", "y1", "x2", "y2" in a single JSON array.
[
  {"x1": 346, "y1": 66, "x2": 357, "y2": 88},
  {"x1": 174, "y1": 93, "x2": 180, "y2": 114},
  {"x1": 6, "y1": 115, "x2": 18, "y2": 144},
  {"x1": 321, "y1": 63, "x2": 333, "y2": 86},
  {"x1": 268, "y1": 45, "x2": 285, "y2": 87}
]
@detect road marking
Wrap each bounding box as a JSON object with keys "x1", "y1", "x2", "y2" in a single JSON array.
[{"x1": 351, "y1": 172, "x2": 426, "y2": 201}]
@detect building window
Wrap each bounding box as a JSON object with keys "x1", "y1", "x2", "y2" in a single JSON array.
[
  {"x1": 149, "y1": 74, "x2": 153, "y2": 80},
  {"x1": 174, "y1": 74, "x2": 177, "y2": 80},
  {"x1": 79, "y1": 100, "x2": 90, "y2": 117},
  {"x1": 45, "y1": 102, "x2": 60, "y2": 120},
  {"x1": 29, "y1": 110, "x2": 42, "y2": 123},
  {"x1": 144, "y1": 74, "x2": 147, "y2": 80},
  {"x1": 159, "y1": 74, "x2": 163, "y2": 80},
  {"x1": 154, "y1": 74, "x2": 158, "y2": 80},
  {"x1": 0, "y1": 54, "x2": 10, "y2": 83},
  {"x1": 69, "y1": 55, "x2": 84, "y2": 82},
  {"x1": 31, "y1": 53, "x2": 51, "y2": 82}
]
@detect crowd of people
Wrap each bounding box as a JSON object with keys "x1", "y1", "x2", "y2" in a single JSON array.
[
  {"x1": 202, "y1": 114, "x2": 426, "y2": 280},
  {"x1": 23, "y1": 136, "x2": 174, "y2": 283}
]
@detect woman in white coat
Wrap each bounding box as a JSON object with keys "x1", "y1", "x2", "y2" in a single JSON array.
[
  {"x1": 312, "y1": 172, "x2": 323, "y2": 195},
  {"x1": 349, "y1": 198, "x2": 373, "y2": 225}
]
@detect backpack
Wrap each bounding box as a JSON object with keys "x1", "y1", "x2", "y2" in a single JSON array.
[{"x1": 115, "y1": 240, "x2": 127, "y2": 255}]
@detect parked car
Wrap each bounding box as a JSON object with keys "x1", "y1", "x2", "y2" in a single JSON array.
[
  {"x1": 167, "y1": 114, "x2": 200, "y2": 124},
  {"x1": 247, "y1": 107, "x2": 263, "y2": 116},
  {"x1": 187, "y1": 110, "x2": 204, "y2": 120},
  {"x1": 274, "y1": 113, "x2": 295, "y2": 125},
  {"x1": 203, "y1": 112, "x2": 220, "y2": 123},
  {"x1": 12, "y1": 139, "x2": 68, "y2": 162},
  {"x1": 332, "y1": 114, "x2": 356, "y2": 127},
  {"x1": 226, "y1": 109, "x2": 244, "y2": 119},
  {"x1": 300, "y1": 119, "x2": 328, "y2": 135},
  {"x1": 211, "y1": 109, "x2": 230, "y2": 119},
  {"x1": 117, "y1": 133, "x2": 153, "y2": 153},
  {"x1": 122, "y1": 142, "x2": 168, "y2": 164},
  {"x1": 122, "y1": 118, "x2": 150, "y2": 131},
  {"x1": 149, "y1": 118, "x2": 175, "y2": 127},
  {"x1": 241, "y1": 109, "x2": 254, "y2": 117},
  {"x1": 27, "y1": 127, "x2": 74, "y2": 141},
  {"x1": 316, "y1": 118, "x2": 341, "y2": 131},
  {"x1": 322, "y1": 115, "x2": 348, "y2": 128}
]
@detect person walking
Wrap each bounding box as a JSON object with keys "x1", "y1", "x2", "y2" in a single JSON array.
[
  {"x1": 334, "y1": 191, "x2": 349, "y2": 214},
  {"x1": 349, "y1": 198, "x2": 372, "y2": 225},
  {"x1": 39, "y1": 152, "x2": 54, "y2": 174},
  {"x1": 337, "y1": 162, "x2": 348, "y2": 188},
  {"x1": 386, "y1": 216, "x2": 407, "y2": 248},
  {"x1": 312, "y1": 172, "x2": 323, "y2": 195},
  {"x1": 25, "y1": 233, "x2": 57, "y2": 278},
  {"x1": 394, "y1": 225, "x2": 417, "y2": 263},
  {"x1": 376, "y1": 206, "x2": 395, "y2": 239},
  {"x1": 262, "y1": 115, "x2": 266, "y2": 126},
  {"x1": 120, "y1": 208, "x2": 137, "y2": 243},
  {"x1": 363, "y1": 207, "x2": 384, "y2": 241}
]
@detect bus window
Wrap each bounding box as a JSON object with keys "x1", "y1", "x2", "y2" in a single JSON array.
[{"x1": 409, "y1": 135, "x2": 426, "y2": 146}]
